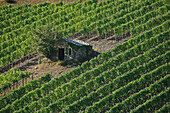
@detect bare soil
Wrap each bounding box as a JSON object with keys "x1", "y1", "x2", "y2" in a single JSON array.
[
  {"x1": 0, "y1": 31, "x2": 132, "y2": 97},
  {"x1": 8, "y1": 31, "x2": 131, "y2": 80},
  {"x1": 26, "y1": 58, "x2": 77, "y2": 79},
  {"x1": 11, "y1": 53, "x2": 77, "y2": 80},
  {"x1": 75, "y1": 31, "x2": 131, "y2": 53},
  {"x1": 0, "y1": 0, "x2": 132, "y2": 94}
]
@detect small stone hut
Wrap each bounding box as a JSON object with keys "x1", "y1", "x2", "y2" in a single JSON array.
[{"x1": 56, "y1": 38, "x2": 93, "y2": 61}]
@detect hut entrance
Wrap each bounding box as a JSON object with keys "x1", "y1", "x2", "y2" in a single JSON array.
[{"x1": 58, "y1": 48, "x2": 64, "y2": 60}]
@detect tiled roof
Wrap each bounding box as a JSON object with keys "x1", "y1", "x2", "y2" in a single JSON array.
[{"x1": 63, "y1": 38, "x2": 92, "y2": 46}]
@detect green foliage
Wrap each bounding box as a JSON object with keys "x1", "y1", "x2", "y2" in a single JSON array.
[
  {"x1": 0, "y1": 73, "x2": 52, "y2": 110},
  {"x1": 0, "y1": 69, "x2": 31, "y2": 89},
  {"x1": 32, "y1": 25, "x2": 63, "y2": 59},
  {"x1": 0, "y1": 0, "x2": 169, "y2": 112}
]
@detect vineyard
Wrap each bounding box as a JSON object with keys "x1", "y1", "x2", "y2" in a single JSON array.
[
  {"x1": 0, "y1": 69, "x2": 31, "y2": 92},
  {"x1": 0, "y1": 0, "x2": 170, "y2": 112}
]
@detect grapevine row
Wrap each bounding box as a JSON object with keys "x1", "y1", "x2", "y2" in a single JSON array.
[
  {"x1": 130, "y1": 88, "x2": 170, "y2": 113},
  {"x1": 61, "y1": 43, "x2": 170, "y2": 113},
  {"x1": 0, "y1": 0, "x2": 166, "y2": 68},
  {"x1": 0, "y1": 73, "x2": 52, "y2": 109},
  {"x1": 0, "y1": 68, "x2": 31, "y2": 90},
  {"x1": 35, "y1": 32, "x2": 169, "y2": 112},
  {"x1": 44, "y1": 52, "x2": 170, "y2": 113},
  {"x1": 1, "y1": 21, "x2": 168, "y2": 108},
  {"x1": 5, "y1": 22, "x2": 169, "y2": 113},
  {"x1": 85, "y1": 63, "x2": 170, "y2": 113},
  {"x1": 155, "y1": 102, "x2": 170, "y2": 113}
]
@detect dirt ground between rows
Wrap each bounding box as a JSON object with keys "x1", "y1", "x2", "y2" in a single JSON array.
[
  {"x1": 10, "y1": 32, "x2": 131, "y2": 80},
  {"x1": 0, "y1": 0, "x2": 131, "y2": 93}
]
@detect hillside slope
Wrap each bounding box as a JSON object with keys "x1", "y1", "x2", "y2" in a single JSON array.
[
  {"x1": 0, "y1": 0, "x2": 170, "y2": 112},
  {"x1": 0, "y1": 0, "x2": 105, "y2": 6}
]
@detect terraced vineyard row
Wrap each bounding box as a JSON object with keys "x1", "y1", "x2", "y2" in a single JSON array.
[
  {"x1": 1, "y1": 0, "x2": 169, "y2": 68},
  {"x1": 0, "y1": 69, "x2": 31, "y2": 90},
  {"x1": 0, "y1": 73, "x2": 52, "y2": 109},
  {"x1": 0, "y1": 0, "x2": 169, "y2": 112},
  {"x1": 6, "y1": 33, "x2": 168, "y2": 112}
]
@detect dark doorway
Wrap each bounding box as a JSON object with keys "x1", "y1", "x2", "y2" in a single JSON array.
[
  {"x1": 69, "y1": 48, "x2": 72, "y2": 55},
  {"x1": 58, "y1": 48, "x2": 64, "y2": 60}
]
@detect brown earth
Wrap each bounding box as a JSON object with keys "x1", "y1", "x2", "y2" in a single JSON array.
[
  {"x1": 7, "y1": 31, "x2": 131, "y2": 79},
  {"x1": 0, "y1": 31, "x2": 131, "y2": 96},
  {"x1": 0, "y1": 53, "x2": 78, "y2": 96},
  {"x1": 11, "y1": 53, "x2": 78, "y2": 79},
  {"x1": 0, "y1": 0, "x2": 131, "y2": 95}
]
